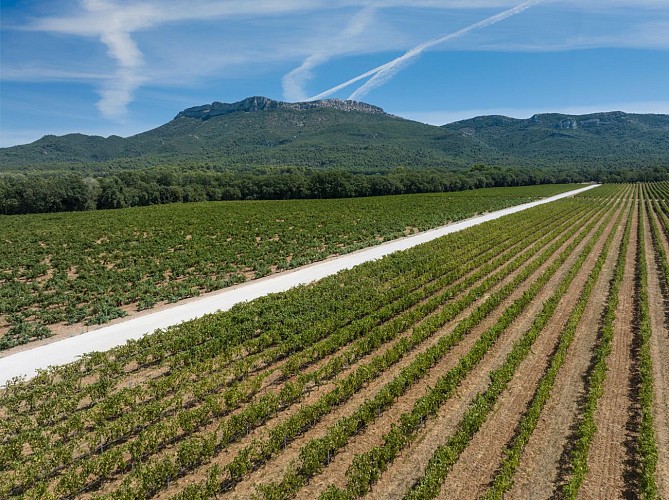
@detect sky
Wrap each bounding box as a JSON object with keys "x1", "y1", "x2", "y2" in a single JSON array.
[{"x1": 1, "y1": 0, "x2": 668, "y2": 147}]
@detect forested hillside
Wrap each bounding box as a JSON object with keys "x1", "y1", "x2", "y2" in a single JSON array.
[
  {"x1": 1, "y1": 97, "x2": 667, "y2": 214},
  {"x1": 2, "y1": 97, "x2": 668, "y2": 172}
]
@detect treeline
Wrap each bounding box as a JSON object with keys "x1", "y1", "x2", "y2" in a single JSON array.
[{"x1": 1, "y1": 164, "x2": 667, "y2": 215}]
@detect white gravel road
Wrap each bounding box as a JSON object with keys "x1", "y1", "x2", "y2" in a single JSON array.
[{"x1": 0, "y1": 184, "x2": 599, "y2": 385}]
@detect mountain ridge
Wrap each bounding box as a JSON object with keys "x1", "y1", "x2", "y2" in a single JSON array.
[
  {"x1": 174, "y1": 96, "x2": 387, "y2": 120},
  {"x1": 1, "y1": 96, "x2": 668, "y2": 171}
]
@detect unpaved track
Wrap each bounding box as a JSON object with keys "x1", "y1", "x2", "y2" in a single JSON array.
[
  {"x1": 437, "y1": 193, "x2": 626, "y2": 500},
  {"x1": 579, "y1": 194, "x2": 638, "y2": 498},
  {"x1": 508, "y1": 196, "x2": 631, "y2": 499},
  {"x1": 66, "y1": 205, "x2": 581, "y2": 499},
  {"x1": 0, "y1": 185, "x2": 598, "y2": 386},
  {"x1": 647, "y1": 203, "x2": 669, "y2": 498}
]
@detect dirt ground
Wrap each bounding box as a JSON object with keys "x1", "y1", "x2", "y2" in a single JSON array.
[{"x1": 9, "y1": 185, "x2": 669, "y2": 500}]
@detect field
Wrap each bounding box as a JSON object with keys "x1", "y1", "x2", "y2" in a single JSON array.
[
  {"x1": 0, "y1": 184, "x2": 576, "y2": 350},
  {"x1": 1, "y1": 182, "x2": 667, "y2": 499}
]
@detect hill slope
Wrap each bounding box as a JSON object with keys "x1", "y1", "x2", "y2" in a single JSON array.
[
  {"x1": 1, "y1": 96, "x2": 668, "y2": 171},
  {"x1": 443, "y1": 111, "x2": 669, "y2": 166}
]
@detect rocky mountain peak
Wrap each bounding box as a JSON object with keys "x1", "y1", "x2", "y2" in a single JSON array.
[{"x1": 175, "y1": 96, "x2": 386, "y2": 120}]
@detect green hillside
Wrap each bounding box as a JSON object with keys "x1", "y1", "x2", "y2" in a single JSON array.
[
  {"x1": 2, "y1": 96, "x2": 667, "y2": 172},
  {"x1": 442, "y1": 111, "x2": 669, "y2": 167},
  {"x1": 0, "y1": 97, "x2": 463, "y2": 171}
]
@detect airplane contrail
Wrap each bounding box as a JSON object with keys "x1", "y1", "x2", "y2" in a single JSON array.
[{"x1": 306, "y1": 0, "x2": 544, "y2": 102}]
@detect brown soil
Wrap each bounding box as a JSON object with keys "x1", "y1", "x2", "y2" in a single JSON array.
[
  {"x1": 369, "y1": 200, "x2": 620, "y2": 498},
  {"x1": 508, "y1": 197, "x2": 631, "y2": 499},
  {"x1": 154, "y1": 219, "x2": 573, "y2": 499},
  {"x1": 436, "y1": 196, "x2": 626, "y2": 500},
  {"x1": 0, "y1": 215, "x2": 481, "y2": 360},
  {"x1": 231, "y1": 280, "x2": 534, "y2": 497},
  {"x1": 18, "y1": 226, "x2": 535, "y2": 498},
  {"x1": 145, "y1": 227, "x2": 551, "y2": 498},
  {"x1": 249, "y1": 202, "x2": 614, "y2": 499},
  {"x1": 3, "y1": 195, "x2": 605, "y2": 499},
  {"x1": 0, "y1": 251, "x2": 351, "y2": 360},
  {"x1": 227, "y1": 210, "x2": 598, "y2": 499},
  {"x1": 579, "y1": 197, "x2": 638, "y2": 498},
  {"x1": 646, "y1": 203, "x2": 669, "y2": 498}
]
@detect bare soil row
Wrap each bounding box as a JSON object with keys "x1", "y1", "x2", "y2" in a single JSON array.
[{"x1": 5, "y1": 184, "x2": 668, "y2": 500}]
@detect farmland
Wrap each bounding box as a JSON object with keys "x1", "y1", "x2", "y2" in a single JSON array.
[
  {"x1": 0, "y1": 184, "x2": 576, "y2": 350},
  {"x1": 1, "y1": 182, "x2": 668, "y2": 499}
]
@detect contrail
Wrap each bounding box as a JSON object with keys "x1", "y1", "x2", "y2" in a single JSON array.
[
  {"x1": 283, "y1": 6, "x2": 376, "y2": 102},
  {"x1": 307, "y1": 0, "x2": 544, "y2": 102}
]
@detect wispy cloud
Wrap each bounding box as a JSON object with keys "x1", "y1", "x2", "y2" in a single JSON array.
[
  {"x1": 307, "y1": 0, "x2": 544, "y2": 102},
  {"x1": 23, "y1": 0, "x2": 347, "y2": 116},
  {"x1": 0, "y1": 68, "x2": 111, "y2": 81},
  {"x1": 91, "y1": 2, "x2": 146, "y2": 117},
  {"x1": 20, "y1": 1, "x2": 392, "y2": 113},
  {"x1": 6, "y1": 0, "x2": 668, "y2": 120},
  {"x1": 282, "y1": 6, "x2": 376, "y2": 102},
  {"x1": 349, "y1": 0, "x2": 544, "y2": 100},
  {"x1": 29, "y1": 0, "x2": 156, "y2": 118}
]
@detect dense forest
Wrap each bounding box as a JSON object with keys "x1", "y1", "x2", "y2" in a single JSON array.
[
  {"x1": 2, "y1": 97, "x2": 668, "y2": 215},
  {"x1": 1, "y1": 164, "x2": 667, "y2": 215}
]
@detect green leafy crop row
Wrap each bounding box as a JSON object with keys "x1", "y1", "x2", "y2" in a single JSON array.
[{"x1": 0, "y1": 184, "x2": 576, "y2": 349}]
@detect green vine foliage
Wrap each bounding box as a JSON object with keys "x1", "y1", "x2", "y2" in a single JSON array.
[{"x1": 0, "y1": 183, "x2": 664, "y2": 499}]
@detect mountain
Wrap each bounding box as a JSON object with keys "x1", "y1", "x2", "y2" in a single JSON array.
[
  {"x1": 442, "y1": 111, "x2": 669, "y2": 167},
  {"x1": 1, "y1": 96, "x2": 668, "y2": 172},
  {"x1": 0, "y1": 96, "x2": 462, "y2": 171}
]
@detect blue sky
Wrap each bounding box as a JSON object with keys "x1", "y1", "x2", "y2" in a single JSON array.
[{"x1": 1, "y1": 0, "x2": 668, "y2": 147}]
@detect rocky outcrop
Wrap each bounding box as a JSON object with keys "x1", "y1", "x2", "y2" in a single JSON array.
[
  {"x1": 175, "y1": 96, "x2": 386, "y2": 120},
  {"x1": 580, "y1": 118, "x2": 601, "y2": 128},
  {"x1": 556, "y1": 118, "x2": 578, "y2": 129}
]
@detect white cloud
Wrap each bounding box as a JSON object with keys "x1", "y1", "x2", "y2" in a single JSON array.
[
  {"x1": 282, "y1": 6, "x2": 377, "y2": 101},
  {"x1": 97, "y1": 70, "x2": 145, "y2": 118},
  {"x1": 347, "y1": 0, "x2": 544, "y2": 101},
  {"x1": 24, "y1": 0, "x2": 340, "y2": 115},
  {"x1": 10, "y1": 0, "x2": 669, "y2": 118},
  {"x1": 0, "y1": 68, "x2": 111, "y2": 81},
  {"x1": 303, "y1": 0, "x2": 545, "y2": 101},
  {"x1": 96, "y1": 9, "x2": 145, "y2": 117},
  {"x1": 28, "y1": 0, "x2": 155, "y2": 118},
  {"x1": 99, "y1": 30, "x2": 143, "y2": 69}
]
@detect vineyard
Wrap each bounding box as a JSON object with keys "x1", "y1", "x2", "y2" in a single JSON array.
[
  {"x1": 1, "y1": 182, "x2": 668, "y2": 499},
  {"x1": 0, "y1": 184, "x2": 576, "y2": 350}
]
